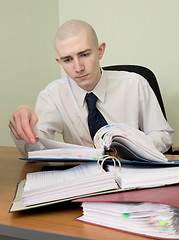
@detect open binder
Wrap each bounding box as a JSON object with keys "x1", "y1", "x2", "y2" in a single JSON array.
[
  {"x1": 9, "y1": 159, "x2": 179, "y2": 212},
  {"x1": 9, "y1": 162, "x2": 119, "y2": 212},
  {"x1": 21, "y1": 124, "x2": 179, "y2": 165}
]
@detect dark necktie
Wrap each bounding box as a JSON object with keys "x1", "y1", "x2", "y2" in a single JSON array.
[{"x1": 85, "y1": 92, "x2": 108, "y2": 139}]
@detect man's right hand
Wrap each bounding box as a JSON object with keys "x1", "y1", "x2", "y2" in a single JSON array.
[{"x1": 9, "y1": 105, "x2": 38, "y2": 144}]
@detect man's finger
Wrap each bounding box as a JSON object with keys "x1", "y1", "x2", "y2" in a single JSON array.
[
  {"x1": 9, "y1": 105, "x2": 38, "y2": 144},
  {"x1": 9, "y1": 121, "x2": 21, "y2": 140},
  {"x1": 9, "y1": 118, "x2": 32, "y2": 143},
  {"x1": 30, "y1": 113, "x2": 38, "y2": 134},
  {"x1": 20, "y1": 114, "x2": 37, "y2": 144},
  {"x1": 12, "y1": 109, "x2": 35, "y2": 144}
]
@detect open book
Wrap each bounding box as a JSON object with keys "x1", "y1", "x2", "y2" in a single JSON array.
[
  {"x1": 23, "y1": 124, "x2": 174, "y2": 164},
  {"x1": 76, "y1": 202, "x2": 179, "y2": 239},
  {"x1": 9, "y1": 162, "x2": 179, "y2": 212}
]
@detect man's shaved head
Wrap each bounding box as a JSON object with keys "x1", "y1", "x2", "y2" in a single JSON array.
[
  {"x1": 54, "y1": 20, "x2": 99, "y2": 47},
  {"x1": 54, "y1": 19, "x2": 106, "y2": 91}
]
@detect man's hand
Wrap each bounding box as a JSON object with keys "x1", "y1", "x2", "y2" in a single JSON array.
[{"x1": 9, "y1": 105, "x2": 38, "y2": 144}]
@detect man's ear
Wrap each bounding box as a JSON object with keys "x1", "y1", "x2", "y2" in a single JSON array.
[
  {"x1": 98, "y1": 42, "x2": 106, "y2": 60},
  {"x1": 55, "y1": 57, "x2": 61, "y2": 64}
]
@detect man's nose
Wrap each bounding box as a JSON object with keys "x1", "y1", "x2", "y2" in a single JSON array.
[{"x1": 74, "y1": 58, "x2": 84, "y2": 73}]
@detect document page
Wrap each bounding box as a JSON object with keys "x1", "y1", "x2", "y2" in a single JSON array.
[
  {"x1": 107, "y1": 164, "x2": 179, "y2": 189},
  {"x1": 24, "y1": 163, "x2": 102, "y2": 191}
]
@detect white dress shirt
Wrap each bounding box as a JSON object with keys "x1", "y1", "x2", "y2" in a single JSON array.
[{"x1": 13, "y1": 70, "x2": 174, "y2": 156}]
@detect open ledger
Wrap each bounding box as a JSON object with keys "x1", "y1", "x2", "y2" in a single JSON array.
[
  {"x1": 9, "y1": 162, "x2": 179, "y2": 212},
  {"x1": 23, "y1": 124, "x2": 175, "y2": 164},
  {"x1": 76, "y1": 202, "x2": 179, "y2": 239}
]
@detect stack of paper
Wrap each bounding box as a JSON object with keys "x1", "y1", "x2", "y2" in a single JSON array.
[
  {"x1": 22, "y1": 163, "x2": 119, "y2": 206},
  {"x1": 22, "y1": 164, "x2": 179, "y2": 206},
  {"x1": 77, "y1": 202, "x2": 179, "y2": 239},
  {"x1": 28, "y1": 137, "x2": 104, "y2": 160}
]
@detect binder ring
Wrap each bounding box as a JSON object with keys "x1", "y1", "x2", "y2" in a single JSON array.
[{"x1": 97, "y1": 155, "x2": 121, "y2": 173}]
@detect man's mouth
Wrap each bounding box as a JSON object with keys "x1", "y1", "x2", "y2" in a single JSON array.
[{"x1": 76, "y1": 74, "x2": 89, "y2": 80}]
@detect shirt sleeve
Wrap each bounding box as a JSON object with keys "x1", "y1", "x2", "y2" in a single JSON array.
[
  {"x1": 138, "y1": 76, "x2": 174, "y2": 153},
  {"x1": 35, "y1": 89, "x2": 63, "y2": 140},
  {"x1": 11, "y1": 88, "x2": 64, "y2": 157}
]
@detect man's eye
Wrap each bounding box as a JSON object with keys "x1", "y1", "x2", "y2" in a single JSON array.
[
  {"x1": 81, "y1": 53, "x2": 90, "y2": 57},
  {"x1": 64, "y1": 58, "x2": 72, "y2": 63}
]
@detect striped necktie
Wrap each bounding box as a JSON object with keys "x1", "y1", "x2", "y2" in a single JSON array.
[{"x1": 85, "y1": 92, "x2": 108, "y2": 139}]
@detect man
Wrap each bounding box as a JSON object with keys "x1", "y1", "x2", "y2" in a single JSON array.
[{"x1": 9, "y1": 20, "x2": 174, "y2": 157}]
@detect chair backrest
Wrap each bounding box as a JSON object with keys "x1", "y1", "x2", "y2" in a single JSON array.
[
  {"x1": 102, "y1": 65, "x2": 173, "y2": 154},
  {"x1": 102, "y1": 65, "x2": 167, "y2": 119}
]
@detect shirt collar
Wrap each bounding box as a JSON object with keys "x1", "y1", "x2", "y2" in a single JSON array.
[
  {"x1": 92, "y1": 69, "x2": 106, "y2": 103},
  {"x1": 69, "y1": 69, "x2": 107, "y2": 107},
  {"x1": 68, "y1": 69, "x2": 107, "y2": 106}
]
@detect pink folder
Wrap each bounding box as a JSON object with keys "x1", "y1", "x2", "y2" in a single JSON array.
[{"x1": 73, "y1": 184, "x2": 179, "y2": 207}]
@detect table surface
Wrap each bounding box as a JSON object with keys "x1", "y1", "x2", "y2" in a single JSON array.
[{"x1": 0, "y1": 146, "x2": 178, "y2": 240}]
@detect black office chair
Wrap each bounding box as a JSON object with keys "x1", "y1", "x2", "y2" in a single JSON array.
[{"x1": 102, "y1": 65, "x2": 177, "y2": 154}]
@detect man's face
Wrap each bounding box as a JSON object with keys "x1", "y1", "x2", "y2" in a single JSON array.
[{"x1": 55, "y1": 30, "x2": 105, "y2": 91}]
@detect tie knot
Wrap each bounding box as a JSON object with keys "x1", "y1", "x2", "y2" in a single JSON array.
[{"x1": 85, "y1": 92, "x2": 98, "y2": 111}]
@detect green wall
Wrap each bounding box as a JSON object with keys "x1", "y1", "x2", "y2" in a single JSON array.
[{"x1": 0, "y1": 0, "x2": 60, "y2": 146}]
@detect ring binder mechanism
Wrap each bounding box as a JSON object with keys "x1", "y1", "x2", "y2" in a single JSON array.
[{"x1": 97, "y1": 155, "x2": 121, "y2": 173}]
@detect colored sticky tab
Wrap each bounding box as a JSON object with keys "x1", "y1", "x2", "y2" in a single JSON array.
[
  {"x1": 148, "y1": 220, "x2": 155, "y2": 224},
  {"x1": 91, "y1": 156, "x2": 97, "y2": 159},
  {"x1": 122, "y1": 133, "x2": 127, "y2": 136},
  {"x1": 77, "y1": 154, "x2": 82, "y2": 157},
  {"x1": 121, "y1": 213, "x2": 130, "y2": 217},
  {"x1": 157, "y1": 220, "x2": 168, "y2": 226},
  {"x1": 105, "y1": 125, "x2": 110, "y2": 128}
]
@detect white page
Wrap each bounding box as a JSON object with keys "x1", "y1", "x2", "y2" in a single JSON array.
[
  {"x1": 28, "y1": 147, "x2": 104, "y2": 160},
  {"x1": 22, "y1": 163, "x2": 120, "y2": 206},
  {"x1": 39, "y1": 137, "x2": 92, "y2": 149},
  {"x1": 107, "y1": 164, "x2": 179, "y2": 189},
  {"x1": 24, "y1": 163, "x2": 102, "y2": 191},
  {"x1": 23, "y1": 172, "x2": 118, "y2": 206}
]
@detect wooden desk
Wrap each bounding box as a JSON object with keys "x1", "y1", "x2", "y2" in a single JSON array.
[{"x1": 0, "y1": 147, "x2": 178, "y2": 240}]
